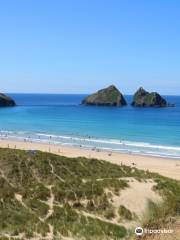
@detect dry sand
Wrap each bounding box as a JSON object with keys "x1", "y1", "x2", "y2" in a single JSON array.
[
  {"x1": 112, "y1": 179, "x2": 162, "y2": 216},
  {"x1": 0, "y1": 139, "x2": 179, "y2": 180}
]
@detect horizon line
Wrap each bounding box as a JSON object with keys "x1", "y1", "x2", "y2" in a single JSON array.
[{"x1": 5, "y1": 92, "x2": 180, "y2": 96}]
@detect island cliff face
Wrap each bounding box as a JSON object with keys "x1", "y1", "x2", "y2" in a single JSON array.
[
  {"x1": 131, "y1": 87, "x2": 168, "y2": 107},
  {"x1": 0, "y1": 93, "x2": 16, "y2": 107},
  {"x1": 82, "y1": 85, "x2": 127, "y2": 106}
]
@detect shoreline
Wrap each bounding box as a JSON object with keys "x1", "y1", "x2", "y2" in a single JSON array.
[
  {"x1": 1, "y1": 132, "x2": 180, "y2": 160},
  {"x1": 0, "y1": 139, "x2": 180, "y2": 180}
]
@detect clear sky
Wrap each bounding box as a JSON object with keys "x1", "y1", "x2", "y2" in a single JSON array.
[{"x1": 0, "y1": 0, "x2": 180, "y2": 94}]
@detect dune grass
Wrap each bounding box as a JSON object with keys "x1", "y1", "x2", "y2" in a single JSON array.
[
  {"x1": 0, "y1": 148, "x2": 179, "y2": 239},
  {"x1": 118, "y1": 205, "x2": 133, "y2": 221},
  {"x1": 142, "y1": 177, "x2": 180, "y2": 229}
]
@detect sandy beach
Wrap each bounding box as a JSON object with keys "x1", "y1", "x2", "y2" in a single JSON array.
[{"x1": 0, "y1": 139, "x2": 179, "y2": 180}]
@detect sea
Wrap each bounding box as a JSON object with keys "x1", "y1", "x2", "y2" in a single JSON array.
[{"x1": 0, "y1": 93, "x2": 180, "y2": 159}]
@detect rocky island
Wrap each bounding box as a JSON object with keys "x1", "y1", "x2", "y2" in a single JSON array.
[
  {"x1": 82, "y1": 85, "x2": 127, "y2": 106},
  {"x1": 0, "y1": 93, "x2": 16, "y2": 107},
  {"x1": 131, "y1": 87, "x2": 172, "y2": 107}
]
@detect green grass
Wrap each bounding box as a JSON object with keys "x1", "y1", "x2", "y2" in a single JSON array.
[
  {"x1": 0, "y1": 148, "x2": 179, "y2": 240},
  {"x1": 118, "y1": 205, "x2": 133, "y2": 221},
  {"x1": 142, "y1": 177, "x2": 180, "y2": 229}
]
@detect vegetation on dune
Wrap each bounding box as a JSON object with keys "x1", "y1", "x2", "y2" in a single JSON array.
[
  {"x1": 0, "y1": 148, "x2": 179, "y2": 239},
  {"x1": 142, "y1": 177, "x2": 180, "y2": 227},
  {"x1": 135, "y1": 177, "x2": 180, "y2": 240},
  {"x1": 118, "y1": 205, "x2": 133, "y2": 221}
]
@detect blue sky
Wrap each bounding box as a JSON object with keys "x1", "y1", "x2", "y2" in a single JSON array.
[{"x1": 0, "y1": 0, "x2": 180, "y2": 94}]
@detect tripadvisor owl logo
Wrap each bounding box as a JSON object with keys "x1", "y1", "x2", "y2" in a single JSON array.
[{"x1": 135, "y1": 227, "x2": 144, "y2": 236}]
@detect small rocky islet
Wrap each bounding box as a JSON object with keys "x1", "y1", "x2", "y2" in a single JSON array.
[
  {"x1": 0, "y1": 93, "x2": 16, "y2": 107},
  {"x1": 81, "y1": 85, "x2": 127, "y2": 106},
  {"x1": 82, "y1": 85, "x2": 174, "y2": 108},
  {"x1": 131, "y1": 87, "x2": 174, "y2": 107}
]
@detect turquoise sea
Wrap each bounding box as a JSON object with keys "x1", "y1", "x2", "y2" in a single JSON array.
[{"x1": 0, "y1": 94, "x2": 180, "y2": 159}]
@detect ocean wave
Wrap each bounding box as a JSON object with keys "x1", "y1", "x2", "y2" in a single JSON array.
[
  {"x1": 35, "y1": 133, "x2": 180, "y2": 152},
  {"x1": 0, "y1": 130, "x2": 180, "y2": 159}
]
